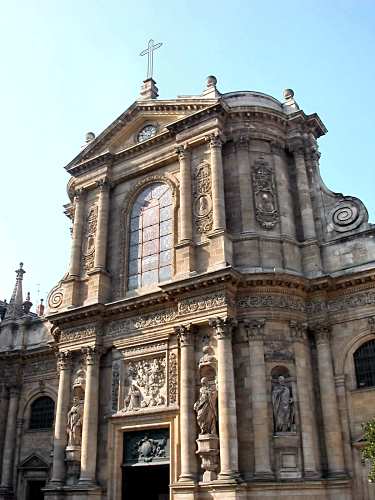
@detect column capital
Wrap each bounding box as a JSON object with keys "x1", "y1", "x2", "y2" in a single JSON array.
[
  {"x1": 95, "y1": 178, "x2": 110, "y2": 192},
  {"x1": 206, "y1": 132, "x2": 224, "y2": 149},
  {"x1": 209, "y1": 317, "x2": 237, "y2": 340},
  {"x1": 287, "y1": 138, "x2": 305, "y2": 157},
  {"x1": 270, "y1": 140, "x2": 285, "y2": 155},
  {"x1": 290, "y1": 320, "x2": 308, "y2": 342},
  {"x1": 82, "y1": 345, "x2": 101, "y2": 365},
  {"x1": 175, "y1": 323, "x2": 196, "y2": 347},
  {"x1": 73, "y1": 187, "x2": 86, "y2": 202},
  {"x1": 311, "y1": 323, "x2": 332, "y2": 345},
  {"x1": 175, "y1": 144, "x2": 190, "y2": 160},
  {"x1": 56, "y1": 350, "x2": 72, "y2": 371},
  {"x1": 244, "y1": 318, "x2": 266, "y2": 341}
]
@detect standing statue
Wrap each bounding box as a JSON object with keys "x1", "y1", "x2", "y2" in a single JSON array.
[
  {"x1": 194, "y1": 377, "x2": 217, "y2": 435},
  {"x1": 67, "y1": 397, "x2": 83, "y2": 446},
  {"x1": 272, "y1": 375, "x2": 294, "y2": 433},
  {"x1": 124, "y1": 382, "x2": 141, "y2": 411}
]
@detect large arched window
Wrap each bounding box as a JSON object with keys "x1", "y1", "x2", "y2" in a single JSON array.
[
  {"x1": 354, "y1": 340, "x2": 375, "y2": 388},
  {"x1": 128, "y1": 182, "x2": 173, "y2": 290},
  {"x1": 29, "y1": 396, "x2": 55, "y2": 430}
]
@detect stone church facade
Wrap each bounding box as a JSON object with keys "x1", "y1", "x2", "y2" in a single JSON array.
[{"x1": 1, "y1": 76, "x2": 375, "y2": 499}]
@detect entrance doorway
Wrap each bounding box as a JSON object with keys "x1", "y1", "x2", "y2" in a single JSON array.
[
  {"x1": 122, "y1": 428, "x2": 170, "y2": 500},
  {"x1": 26, "y1": 480, "x2": 45, "y2": 500},
  {"x1": 122, "y1": 463, "x2": 169, "y2": 500}
]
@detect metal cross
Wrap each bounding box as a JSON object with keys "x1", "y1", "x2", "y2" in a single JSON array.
[{"x1": 140, "y1": 39, "x2": 163, "y2": 80}]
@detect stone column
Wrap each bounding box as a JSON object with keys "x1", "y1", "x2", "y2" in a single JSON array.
[
  {"x1": 209, "y1": 317, "x2": 239, "y2": 481},
  {"x1": 235, "y1": 136, "x2": 255, "y2": 232},
  {"x1": 94, "y1": 180, "x2": 110, "y2": 270},
  {"x1": 79, "y1": 346, "x2": 100, "y2": 484},
  {"x1": 175, "y1": 324, "x2": 197, "y2": 482},
  {"x1": 0, "y1": 386, "x2": 9, "y2": 472},
  {"x1": 69, "y1": 189, "x2": 86, "y2": 277},
  {"x1": 50, "y1": 351, "x2": 72, "y2": 484},
  {"x1": 314, "y1": 325, "x2": 346, "y2": 476},
  {"x1": 335, "y1": 375, "x2": 353, "y2": 474},
  {"x1": 0, "y1": 386, "x2": 20, "y2": 489},
  {"x1": 208, "y1": 134, "x2": 226, "y2": 232},
  {"x1": 290, "y1": 321, "x2": 319, "y2": 478},
  {"x1": 290, "y1": 141, "x2": 321, "y2": 274},
  {"x1": 177, "y1": 146, "x2": 193, "y2": 242},
  {"x1": 245, "y1": 319, "x2": 273, "y2": 478}
]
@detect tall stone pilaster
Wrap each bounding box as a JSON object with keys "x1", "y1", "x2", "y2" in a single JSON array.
[
  {"x1": 209, "y1": 317, "x2": 240, "y2": 482},
  {"x1": 208, "y1": 134, "x2": 226, "y2": 232},
  {"x1": 0, "y1": 386, "x2": 20, "y2": 492},
  {"x1": 50, "y1": 351, "x2": 72, "y2": 485},
  {"x1": 289, "y1": 141, "x2": 321, "y2": 275},
  {"x1": 176, "y1": 146, "x2": 195, "y2": 275},
  {"x1": 235, "y1": 136, "x2": 254, "y2": 232},
  {"x1": 79, "y1": 346, "x2": 100, "y2": 485},
  {"x1": 290, "y1": 321, "x2": 319, "y2": 478},
  {"x1": 245, "y1": 319, "x2": 273, "y2": 479},
  {"x1": 69, "y1": 189, "x2": 86, "y2": 277},
  {"x1": 175, "y1": 324, "x2": 197, "y2": 483},
  {"x1": 314, "y1": 324, "x2": 346, "y2": 477},
  {"x1": 93, "y1": 179, "x2": 110, "y2": 270}
]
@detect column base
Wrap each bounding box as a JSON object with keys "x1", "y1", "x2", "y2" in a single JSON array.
[
  {"x1": 304, "y1": 470, "x2": 321, "y2": 479},
  {"x1": 217, "y1": 471, "x2": 242, "y2": 483},
  {"x1": 253, "y1": 471, "x2": 274, "y2": 481},
  {"x1": 327, "y1": 471, "x2": 348, "y2": 479},
  {"x1": 171, "y1": 481, "x2": 198, "y2": 500}
]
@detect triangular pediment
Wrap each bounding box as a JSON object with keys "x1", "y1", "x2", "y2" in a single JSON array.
[
  {"x1": 19, "y1": 453, "x2": 49, "y2": 469},
  {"x1": 65, "y1": 98, "x2": 218, "y2": 173}
]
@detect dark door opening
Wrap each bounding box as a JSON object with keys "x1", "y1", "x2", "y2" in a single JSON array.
[
  {"x1": 26, "y1": 480, "x2": 46, "y2": 500},
  {"x1": 122, "y1": 463, "x2": 169, "y2": 500}
]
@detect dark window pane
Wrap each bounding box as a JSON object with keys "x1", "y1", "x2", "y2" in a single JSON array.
[
  {"x1": 128, "y1": 259, "x2": 141, "y2": 276},
  {"x1": 142, "y1": 270, "x2": 158, "y2": 287},
  {"x1": 160, "y1": 220, "x2": 172, "y2": 236},
  {"x1": 143, "y1": 240, "x2": 158, "y2": 257},
  {"x1": 354, "y1": 340, "x2": 375, "y2": 388},
  {"x1": 160, "y1": 250, "x2": 172, "y2": 267},
  {"x1": 159, "y1": 265, "x2": 172, "y2": 282},
  {"x1": 143, "y1": 225, "x2": 159, "y2": 242},
  {"x1": 128, "y1": 275, "x2": 141, "y2": 290},
  {"x1": 160, "y1": 235, "x2": 172, "y2": 251},
  {"x1": 129, "y1": 245, "x2": 141, "y2": 260},
  {"x1": 142, "y1": 254, "x2": 159, "y2": 272},
  {"x1": 160, "y1": 206, "x2": 171, "y2": 222},
  {"x1": 30, "y1": 396, "x2": 55, "y2": 430}
]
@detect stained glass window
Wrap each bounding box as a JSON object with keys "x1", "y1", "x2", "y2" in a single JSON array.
[
  {"x1": 354, "y1": 340, "x2": 375, "y2": 389},
  {"x1": 29, "y1": 396, "x2": 55, "y2": 430},
  {"x1": 128, "y1": 183, "x2": 173, "y2": 290}
]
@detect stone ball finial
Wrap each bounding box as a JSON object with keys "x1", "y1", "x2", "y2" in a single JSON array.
[
  {"x1": 85, "y1": 131, "x2": 95, "y2": 143},
  {"x1": 283, "y1": 88, "x2": 294, "y2": 101},
  {"x1": 206, "y1": 75, "x2": 217, "y2": 88}
]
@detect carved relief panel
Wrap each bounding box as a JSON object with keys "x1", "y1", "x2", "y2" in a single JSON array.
[
  {"x1": 193, "y1": 161, "x2": 213, "y2": 234},
  {"x1": 252, "y1": 156, "x2": 279, "y2": 229},
  {"x1": 81, "y1": 205, "x2": 98, "y2": 272}
]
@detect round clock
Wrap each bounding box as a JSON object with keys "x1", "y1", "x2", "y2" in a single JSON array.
[{"x1": 137, "y1": 124, "x2": 157, "y2": 143}]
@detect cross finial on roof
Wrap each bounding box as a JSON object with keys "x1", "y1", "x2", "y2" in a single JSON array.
[{"x1": 140, "y1": 39, "x2": 163, "y2": 80}]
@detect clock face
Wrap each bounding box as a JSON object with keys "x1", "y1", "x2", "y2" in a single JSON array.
[{"x1": 137, "y1": 124, "x2": 157, "y2": 143}]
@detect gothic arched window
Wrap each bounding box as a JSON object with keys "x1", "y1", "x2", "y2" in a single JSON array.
[
  {"x1": 354, "y1": 340, "x2": 375, "y2": 389},
  {"x1": 29, "y1": 396, "x2": 55, "y2": 430},
  {"x1": 128, "y1": 182, "x2": 173, "y2": 290}
]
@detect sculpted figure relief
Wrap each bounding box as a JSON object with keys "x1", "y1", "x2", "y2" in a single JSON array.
[
  {"x1": 67, "y1": 397, "x2": 83, "y2": 446},
  {"x1": 194, "y1": 377, "x2": 218, "y2": 435},
  {"x1": 124, "y1": 382, "x2": 141, "y2": 411},
  {"x1": 272, "y1": 376, "x2": 295, "y2": 433}
]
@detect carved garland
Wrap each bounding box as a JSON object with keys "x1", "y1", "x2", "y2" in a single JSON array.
[
  {"x1": 193, "y1": 161, "x2": 213, "y2": 234},
  {"x1": 81, "y1": 205, "x2": 98, "y2": 272},
  {"x1": 252, "y1": 156, "x2": 279, "y2": 230}
]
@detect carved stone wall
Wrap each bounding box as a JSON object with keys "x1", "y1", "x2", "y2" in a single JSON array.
[
  {"x1": 193, "y1": 161, "x2": 213, "y2": 234},
  {"x1": 81, "y1": 205, "x2": 98, "y2": 272}
]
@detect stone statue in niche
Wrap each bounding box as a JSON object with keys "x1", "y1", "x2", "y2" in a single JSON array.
[
  {"x1": 272, "y1": 376, "x2": 295, "y2": 433},
  {"x1": 67, "y1": 397, "x2": 83, "y2": 446},
  {"x1": 194, "y1": 377, "x2": 218, "y2": 435},
  {"x1": 124, "y1": 382, "x2": 141, "y2": 411},
  {"x1": 252, "y1": 156, "x2": 279, "y2": 230}
]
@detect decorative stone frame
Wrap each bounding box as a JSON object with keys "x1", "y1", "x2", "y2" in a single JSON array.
[
  {"x1": 119, "y1": 174, "x2": 179, "y2": 298},
  {"x1": 20, "y1": 388, "x2": 57, "y2": 432},
  {"x1": 107, "y1": 415, "x2": 177, "y2": 500},
  {"x1": 340, "y1": 329, "x2": 375, "y2": 391},
  {"x1": 133, "y1": 122, "x2": 159, "y2": 145}
]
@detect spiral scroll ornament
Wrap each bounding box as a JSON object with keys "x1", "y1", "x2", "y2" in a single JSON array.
[
  {"x1": 330, "y1": 200, "x2": 364, "y2": 233},
  {"x1": 48, "y1": 288, "x2": 63, "y2": 309}
]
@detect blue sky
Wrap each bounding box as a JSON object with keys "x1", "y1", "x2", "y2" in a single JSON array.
[{"x1": 0, "y1": 0, "x2": 374, "y2": 305}]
